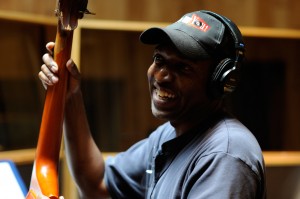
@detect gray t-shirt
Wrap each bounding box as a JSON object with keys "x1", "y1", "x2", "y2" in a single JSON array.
[{"x1": 105, "y1": 112, "x2": 266, "y2": 199}]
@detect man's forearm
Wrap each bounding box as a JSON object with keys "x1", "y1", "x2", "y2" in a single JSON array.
[{"x1": 63, "y1": 90, "x2": 107, "y2": 197}]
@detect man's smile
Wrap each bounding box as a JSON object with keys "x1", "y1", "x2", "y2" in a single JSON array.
[
  {"x1": 152, "y1": 87, "x2": 179, "y2": 111},
  {"x1": 156, "y1": 89, "x2": 176, "y2": 99}
]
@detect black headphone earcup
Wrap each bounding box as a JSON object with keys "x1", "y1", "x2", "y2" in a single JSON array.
[
  {"x1": 210, "y1": 58, "x2": 237, "y2": 98},
  {"x1": 200, "y1": 10, "x2": 244, "y2": 99},
  {"x1": 221, "y1": 65, "x2": 239, "y2": 94}
]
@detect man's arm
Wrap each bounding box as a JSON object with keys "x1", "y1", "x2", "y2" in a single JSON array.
[{"x1": 64, "y1": 90, "x2": 109, "y2": 199}]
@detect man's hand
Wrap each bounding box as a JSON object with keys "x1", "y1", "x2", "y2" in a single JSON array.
[{"x1": 38, "y1": 42, "x2": 82, "y2": 99}]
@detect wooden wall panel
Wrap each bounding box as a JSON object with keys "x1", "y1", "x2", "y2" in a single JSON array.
[
  {"x1": 0, "y1": 0, "x2": 55, "y2": 15},
  {"x1": 256, "y1": 0, "x2": 300, "y2": 28},
  {"x1": 79, "y1": 29, "x2": 162, "y2": 150},
  {"x1": 284, "y1": 40, "x2": 300, "y2": 150},
  {"x1": 0, "y1": 20, "x2": 44, "y2": 150},
  {"x1": 0, "y1": 0, "x2": 299, "y2": 28},
  {"x1": 235, "y1": 37, "x2": 300, "y2": 150}
]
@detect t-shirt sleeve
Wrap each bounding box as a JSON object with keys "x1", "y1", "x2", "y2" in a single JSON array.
[
  {"x1": 104, "y1": 123, "x2": 174, "y2": 199},
  {"x1": 185, "y1": 152, "x2": 263, "y2": 199},
  {"x1": 104, "y1": 138, "x2": 152, "y2": 199}
]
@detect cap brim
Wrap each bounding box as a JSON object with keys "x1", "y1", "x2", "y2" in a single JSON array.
[{"x1": 140, "y1": 27, "x2": 210, "y2": 59}]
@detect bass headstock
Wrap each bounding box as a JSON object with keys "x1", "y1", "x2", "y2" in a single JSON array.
[{"x1": 55, "y1": 0, "x2": 94, "y2": 31}]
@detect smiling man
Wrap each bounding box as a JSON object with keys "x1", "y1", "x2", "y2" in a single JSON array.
[
  {"x1": 39, "y1": 10, "x2": 266, "y2": 199},
  {"x1": 147, "y1": 44, "x2": 215, "y2": 135}
]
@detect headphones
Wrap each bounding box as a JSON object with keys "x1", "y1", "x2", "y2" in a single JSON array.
[{"x1": 201, "y1": 10, "x2": 245, "y2": 99}]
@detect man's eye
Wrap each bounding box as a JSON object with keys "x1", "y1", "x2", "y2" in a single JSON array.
[
  {"x1": 175, "y1": 64, "x2": 192, "y2": 73},
  {"x1": 153, "y1": 55, "x2": 163, "y2": 63},
  {"x1": 182, "y1": 65, "x2": 192, "y2": 72}
]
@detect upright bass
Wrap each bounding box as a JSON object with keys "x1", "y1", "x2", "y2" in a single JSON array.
[{"x1": 26, "y1": 0, "x2": 92, "y2": 198}]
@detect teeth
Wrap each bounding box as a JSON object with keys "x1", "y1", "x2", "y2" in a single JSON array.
[{"x1": 156, "y1": 89, "x2": 175, "y2": 99}]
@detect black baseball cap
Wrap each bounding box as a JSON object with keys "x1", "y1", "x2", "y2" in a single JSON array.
[{"x1": 140, "y1": 10, "x2": 226, "y2": 59}]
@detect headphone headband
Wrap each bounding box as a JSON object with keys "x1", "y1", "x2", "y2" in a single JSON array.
[{"x1": 201, "y1": 10, "x2": 245, "y2": 59}]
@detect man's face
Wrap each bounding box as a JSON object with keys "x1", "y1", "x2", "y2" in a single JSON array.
[{"x1": 147, "y1": 44, "x2": 213, "y2": 125}]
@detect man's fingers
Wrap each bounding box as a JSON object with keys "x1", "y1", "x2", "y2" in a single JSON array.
[
  {"x1": 42, "y1": 53, "x2": 58, "y2": 73},
  {"x1": 38, "y1": 71, "x2": 49, "y2": 90},
  {"x1": 46, "y1": 42, "x2": 55, "y2": 55},
  {"x1": 39, "y1": 42, "x2": 60, "y2": 90},
  {"x1": 39, "y1": 64, "x2": 59, "y2": 85},
  {"x1": 44, "y1": 42, "x2": 58, "y2": 73}
]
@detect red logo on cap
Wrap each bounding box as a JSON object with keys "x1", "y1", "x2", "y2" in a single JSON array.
[{"x1": 181, "y1": 14, "x2": 210, "y2": 32}]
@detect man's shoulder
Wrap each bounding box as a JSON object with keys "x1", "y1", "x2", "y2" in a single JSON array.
[
  {"x1": 200, "y1": 117, "x2": 265, "y2": 175},
  {"x1": 220, "y1": 118, "x2": 262, "y2": 155},
  {"x1": 207, "y1": 117, "x2": 261, "y2": 152}
]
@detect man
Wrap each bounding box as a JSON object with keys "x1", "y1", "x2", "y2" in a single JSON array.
[{"x1": 39, "y1": 10, "x2": 266, "y2": 199}]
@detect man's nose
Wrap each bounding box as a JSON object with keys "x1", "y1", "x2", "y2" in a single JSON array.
[{"x1": 155, "y1": 67, "x2": 173, "y2": 82}]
